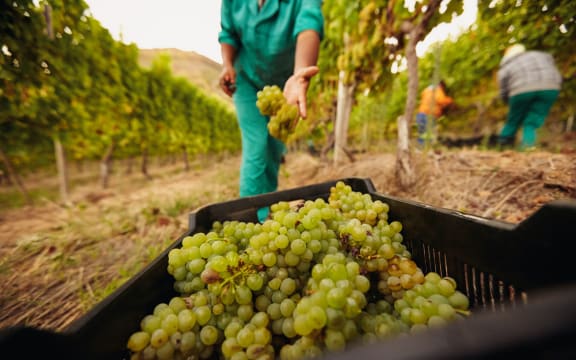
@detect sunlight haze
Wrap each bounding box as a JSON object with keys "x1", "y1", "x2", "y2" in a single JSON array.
[
  {"x1": 83, "y1": 0, "x2": 477, "y2": 65},
  {"x1": 84, "y1": 0, "x2": 223, "y2": 63}
]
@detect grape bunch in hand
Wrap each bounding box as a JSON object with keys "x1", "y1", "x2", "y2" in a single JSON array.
[{"x1": 256, "y1": 85, "x2": 300, "y2": 142}]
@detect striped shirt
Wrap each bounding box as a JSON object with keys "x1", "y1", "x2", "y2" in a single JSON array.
[{"x1": 498, "y1": 51, "x2": 562, "y2": 102}]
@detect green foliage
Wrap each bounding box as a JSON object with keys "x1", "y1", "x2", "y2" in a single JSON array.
[
  {"x1": 315, "y1": 0, "x2": 575, "y2": 143},
  {"x1": 349, "y1": 91, "x2": 395, "y2": 147},
  {"x1": 311, "y1": 0, "x2": 464, "y2": 146},
  {"x1": 0, "y1": 0, "x2": 240, "y2": 176},
  {"x1": 478, "y1": 0, "x2": 576, "y2": 120}
]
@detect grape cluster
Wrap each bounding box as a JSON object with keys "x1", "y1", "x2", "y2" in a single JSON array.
[
  {"x1": 126, "y1": 181, "x2": 472, "y2": 360},
  {"x1": 394, "y1": 272, "x2": 470, "y2": 333},
  {"x1": 256, "y1": 85, "x2": 300, "y2": 142}
]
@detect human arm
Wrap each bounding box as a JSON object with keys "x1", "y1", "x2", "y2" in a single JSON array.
[
  {"x1": 219, "y1": 43, "x2": 237, "y2": 96},
  {"x1": 283, "y1": 30, "x2": 321, "y2": 119},
  {"x1": 497, "y1": 67, "x2": 509, "y2": 104},
  {"x1": 217, "y1": 0, "x2": 239, "y2": 97},
  {"x1": 435, "y1": 87, "x2": 453, "y2": 108}
]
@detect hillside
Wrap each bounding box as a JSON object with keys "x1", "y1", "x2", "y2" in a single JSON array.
[{"x1": 138, "y1": 48, "x2": 232, "y2": 106}]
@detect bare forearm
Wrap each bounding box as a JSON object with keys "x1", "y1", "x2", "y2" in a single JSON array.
[
  {"x1": 221, "y1": 43, "x2": 236, "y2": 68},
  {"x1": 294, "y1": 30, "x2": 320, "y2": 73},
  {"x1": 219, "y1": 43, "x2": 237, "y2": 96}
]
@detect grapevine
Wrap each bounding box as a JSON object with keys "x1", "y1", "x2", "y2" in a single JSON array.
[
  {"x1": 126, "y1": 181, "x2": 472, "y2": 359},
  {"x1": 256, "y1": 85, "x2": 300, "y2": 142}
]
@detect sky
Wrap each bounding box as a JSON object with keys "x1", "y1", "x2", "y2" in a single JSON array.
[
  {"x1": 84, "y1": 0, "x2": 224, "y2": 63},
  {"x1": 84, "y1": 0, "x2": 477, "y2": 65}
]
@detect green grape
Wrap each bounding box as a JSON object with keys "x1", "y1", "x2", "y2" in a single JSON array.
[
  {"x1": 195, "y1": 305, "x2": 212, "y2": 326},
  {"x1": 224, "y1": 321, "x2": 244, "y2": 339},
  {"x1": 127, "y1": 331, "x2": 150, "y2": 352},
  {"x1": 308, "y1": 306, "x2": 327, "y2": 329},
  {"x1": 168, "y1": 249, "x2": 186, "y2": 268},
  {"x1": 437, "y1": 278, "x2": 456, "y2": 297},
  {"x1": 449, "y1": 291, "x2": 470, "y2": 310},
  {"x1": 355, "y1": 275, "x2": 371, "y2": 293},
  {"x1": 325, "y1": 307, "x2": 346, "y2": 329},
  {"x1": 420, "y1": 300, "x2": 439, "y2": 317},
  {"x1": 169, "y1": 332, "x2": 182, "y2": 349},
  {"x1": 250, "y1": 312, "x2": 270, "y2": 328},
  {"x1": 424, "y1": 272, "x2": 442, "y2": 284},
  {"x1": 235, "y1": 285, "x2": 253, "y2": 305},
  {"x1": 293, "y1": 315, "x2": 313, "y2": 336},
  {"x1": 262, "y1": 252, "x2": 277, "y2": 267},
  {"x1": 437, "y1": 303, "x2": 456, "y2": 320},
  {"x1": 209, "y1": 255, "x2": 229, "y2": 273},
  {"x1": 280, "y1": 298, "x2": 296, "y2": 318},
  {"x1": 275, "y1": 234, "x2": 290, "y2": 249},
  {"x1": 280, "y1": 278, "x2": 297, "y2": 296},
  {"x1": 168, "y1": 297, "x2": 187, "y2": 313},
  {"x1": 290, "y1": 239, "x2": 307, "y2": 255},
  {"x1": 213, "y1": 303, "x2": 225, "y2": 316},
  {"x1": 141, "y1": 314, "x2": 161, "y2": 334},
  {"x1": 428, "y1": 294, "x2": 451, "y2": 305},
  {"x1": 282, "y1": 318, "x2": 298, "y2": 338},
  {"x1": 266, "y1": 303, "x2": 282, "y2": 321},
  {"x1": 427, "y1": 315, "x2": 448, "y2": 327},
  {"x1": 150, "y1": 328, "x2": 169, "y2": 348},
  {"x1": 253, "y1": 327, "x2": 272, "y2": 345},
  {"x1": 324, "y1": 329, "x2": 346, "y2": 352},
  {"x1": 409, "y1": 308, "x2": 428, "y2": 325},
  {"x1": 187, "y1": 258, "x2": 206, "y2": 274},
  {"x1": 222, "y1": 338, "x2": 242, "y2": 358},
  {"x1": 237, "y1": 304, "x2": 254, "y2": 322},
  {"x1": 154, "y1": 303, "x2": 175, "y2": 319},
  {"x1": 161, "y1": 313, "x2": 179, "y2": 335},
  {"x1": 246, "y1": 344, "x2": 268, "y2": 359},
  {"x1": 236, "y1": 327, "x2": 255, "y2": 348},
  {"x1": 200, "y1": 325, "x2": 219, "y2": 346},
  {"x1": 156, "y1": 341, "x2": 175, "y2": 360},
  {"x1": 140, "y1": 345, "x2": 156, "y2": 360},
  {"x1": 326, "y1": 288, "x2": 347, "y2": 309},
  {"x1": 230, "y1": 350, "x2": 249, "y2": 360}
]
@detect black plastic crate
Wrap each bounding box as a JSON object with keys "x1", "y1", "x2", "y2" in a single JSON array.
[{"x1": 2, "y1": 177, "x2": 576, "y2": 359}]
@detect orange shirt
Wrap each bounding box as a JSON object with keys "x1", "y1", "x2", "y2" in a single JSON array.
[{"x1": 418, "y1": 85, "x2": 453, "y2": 118}]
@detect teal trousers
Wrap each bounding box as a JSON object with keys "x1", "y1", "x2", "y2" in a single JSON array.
[
  {"x1": 500, "y1": 90, "x2": 560, "y2": 149},
  {"x1": 233, "y1": 73, "x2": 286, "y2": 221}
]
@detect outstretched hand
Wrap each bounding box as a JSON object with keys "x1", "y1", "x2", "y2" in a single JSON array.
[{"x1": 283, "y1": 66, "x2": 319, "y2": 119}]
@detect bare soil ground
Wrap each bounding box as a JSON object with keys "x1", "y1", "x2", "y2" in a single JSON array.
[{"x1": 0, "y1": 145, "x2": 575, "y2": 333}]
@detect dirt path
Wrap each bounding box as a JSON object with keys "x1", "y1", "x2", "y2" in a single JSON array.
[{"x1": 2, "y1": 148, "x2": 575, "y2": 249}]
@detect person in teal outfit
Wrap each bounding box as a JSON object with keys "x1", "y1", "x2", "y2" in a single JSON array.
[
  {"x1": 218, "y1": 0, "x2": 324, "y2": 221},
  {"x1": 497, "y1": 44, "x2": 562, "y2": 150}
]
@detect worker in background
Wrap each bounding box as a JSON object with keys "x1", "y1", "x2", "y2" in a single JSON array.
[
  {"x1": 497, "y1": 44, "x2": 562, "y2": 150},
  {"x1": 416, "y1": 80, "x2": 454, "y2": 146}
]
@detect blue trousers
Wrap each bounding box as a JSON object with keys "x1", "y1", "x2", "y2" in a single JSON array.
[
  {"x1": 233, "y1": 73, "x2": 286, "y2": 221},
  {"x1": 416, "y1": 112, "x2": 435, "y2": 145},
  {"x1": 500, "y1": 90, "x2": 559, "y2": 149}
]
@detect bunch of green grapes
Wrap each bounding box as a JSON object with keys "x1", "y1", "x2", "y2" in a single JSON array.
[
  {"x1": 256, "y1": 85, "x2": 284, "y2": 116},
  {"x1": 126, "y1": 181, "x2": 473, "y2": 360},
  {"x1": 126, "y1": 292, "x2": 220, "y2": 360},
  {"x1": 378, "y1": 256, "x2": 426, "y2": 303},
  {"x1": 394, "y1": 272, "x2": 471, "y2": 333},
  {"x1": 329, "y1": 181, "x2": 390, "y2": 226},
  {"x1": 256, "y1": 85, "x2": 300, "y2": 142}
]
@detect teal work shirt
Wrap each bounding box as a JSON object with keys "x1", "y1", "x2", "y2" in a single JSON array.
[{"x1": 219, "y1": 0, "x2": 324, "y2": 90}]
